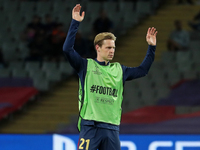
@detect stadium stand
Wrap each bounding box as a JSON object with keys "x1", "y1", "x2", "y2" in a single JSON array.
[
  {"x1": 0, "y1": 79, "x2": 38, "y2": 120},
  {"x1": 1, "y1": 0, "x2": 200, "y2": 134}
]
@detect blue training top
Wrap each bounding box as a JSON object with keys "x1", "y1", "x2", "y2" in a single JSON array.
[{"x1": 63, "y1": 19, "x2": 156, "y2": 131}]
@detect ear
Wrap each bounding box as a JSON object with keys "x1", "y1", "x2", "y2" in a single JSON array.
[{"x1": 95, "y1": 45, "x2": 100, "y2": 52}]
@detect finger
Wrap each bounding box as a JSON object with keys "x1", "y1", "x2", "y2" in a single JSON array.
[
  {"x1": 147, "y1": 27, "x2": 151, "y2": 34},
  {"x1": 152, "y1": 28, "x2": 157, "y2": 35},
  {"x1": 151, "y1": 27, "x2": 157, "y2": 35},
  {"x1": 78, "y1": 5, "x2": 81, "y2": 12},
  {"x1": 74, "y1": 4, "x2": 81, "y2": 12},
  {"x1": 150, "y1": 27, "x2": 155, "y2": 34},
  {"x1": 154, "y1": 31, "x2": 158, "y2": 36},
  {"x1": 75, "y1": 6, "x2": 80, "y2": 12},
  {"x1": 81, "y1": 11, "x2": 85, "y2": 18},
  {"x1": 72, "y1": 5, "x2": 76, "y2": 13}
]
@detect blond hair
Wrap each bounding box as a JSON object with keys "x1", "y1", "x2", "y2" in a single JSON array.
[{"x1": 94, "y1": 32, "x2": 116, "y2": 47}]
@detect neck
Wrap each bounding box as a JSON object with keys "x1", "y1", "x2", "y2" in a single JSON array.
[{"x1": 96, "y1": 57, "x2": 109, "y2": 65}]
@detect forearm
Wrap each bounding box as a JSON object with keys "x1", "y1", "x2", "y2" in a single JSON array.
[
  {"x1": 63, "y1": 19, "x2": 85, "y2": 71},
  {"x1": 123, "y1": 45, "x2": 156, "y2": 81},
  {"x1": 139, "y1": 45, "x2": 156, "y2": 73},
  {"x1": 63, "y1": 19, "x2": 80, "y2": 53}
]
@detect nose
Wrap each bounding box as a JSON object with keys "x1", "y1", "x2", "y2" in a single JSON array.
[{"x1": 110, "y1": 48, "x2": 115, "y2": 53}]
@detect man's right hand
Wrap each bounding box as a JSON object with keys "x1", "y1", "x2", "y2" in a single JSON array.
[{"x1": 72, "y1": 4, "x2": 85, "y2": 22}]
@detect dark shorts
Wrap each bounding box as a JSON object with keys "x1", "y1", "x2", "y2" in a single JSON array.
[{"x1": 77, "y1": 125, "x2": 121, "y2": 150}]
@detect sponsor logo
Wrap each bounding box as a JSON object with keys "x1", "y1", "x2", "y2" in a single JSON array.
[
  {"x1": 92, "y1": 66, "x2": 102, "y2": 75},
  {"x1": 149, "y1": 141, "x2": 200, "y2": 150},
  {"x1": 90, "y1": 85, "x2": 118, "y2": 97},
  {"x1": 95, "y1": 97, "x2": 114, "y2": 105},
  {"x1": 121, "y1": 141, "x2": 137, "y2": 150},
  {"x1": 53, "y1": 134, "x2": 76, "y2": 150},
  {"x1": 53, "y1": 135, "x2": 200, "y2": 150}
]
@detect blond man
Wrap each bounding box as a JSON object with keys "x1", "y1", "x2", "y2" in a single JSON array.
[{"x1": 63, "y1": 4, "x2": 157, "y2": 150}]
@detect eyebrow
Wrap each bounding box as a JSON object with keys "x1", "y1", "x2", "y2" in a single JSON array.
[{"x1": 107, "y1": 46, "x2": 116, "y2": 48}]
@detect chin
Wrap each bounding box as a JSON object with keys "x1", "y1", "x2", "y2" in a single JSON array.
[{"x1": 108, "y1": 56, "x2": 114, "y2": 60}]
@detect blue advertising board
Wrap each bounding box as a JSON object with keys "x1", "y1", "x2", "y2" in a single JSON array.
[{"x1": 0, "y1": 134, "x2": 200, "y2": 150}]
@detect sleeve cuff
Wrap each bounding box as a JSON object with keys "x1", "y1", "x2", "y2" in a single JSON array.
[{"x1": 72, "y1": 19, "x2": 81, "y2": 24}]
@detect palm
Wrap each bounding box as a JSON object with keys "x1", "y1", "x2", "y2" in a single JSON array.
[
  {"x1": 146, "y1": 27, "x2": 157, "y2": 46},
  {"x1": 72, "y1": 4, "x2": 85, "y2": 22}
]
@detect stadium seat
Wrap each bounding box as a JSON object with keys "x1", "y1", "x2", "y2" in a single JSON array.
[
  {"x1": 12, "y1": 69, "x2": 28, "y2": 78},
  {"x1": 122, "y1": 11, "x2": 139, "y2": 29},
  {"x1": 17, "y1": 42, "x2": 29, "y2": 60},
  {"x1": 78, "y1": 21, "x2": 93, "y2": 36},
  {"x1": 182, "y1": 70, "x2": 197, "y2": 80},
  {"x1": 189, "y1": 40, "x2": 200, "y2": 51},
  {"x1": 141, "y1": 88, "x2": 156, "y2": 105},
  {"x1": 191, "y1": 49, "x2": 200, "y2": 63},
  {"x1": 20, "y1": 11, "x2": 35, "y2": 24},
  {"x1": 136, "y1": 1, "x2": 152, "y2": 17},
  {"x1": 1, "y1": 1, "x2": 19, "y2": 13},
  {"x1": 8, "y1": 61, "x2": 24, "y2": 70},
  {"x1": 133, "y1": 77, "x2": 156, "y2": 105},
  {"x1": 28, "y1": 69, "x2": 51, "y2": 91},
  {"x1": 2, "y1": 42, "x2": 18, "y2": 61},
  {"x1": 39, "y1": 62, "x2": 62, "y2": 82},
  {"x1": 102, "y1": 1, "x2": 118, "y2": 13},
  {"x1": 51, "y1": 2, "x2": 68, "y2": 14},
  {"x1": 35, "y1": 2, "x2": 52, "y2": 15},
  {"x1": 45, "y1": 69, "x2": 62, "y2": 82},
  {"x1": 55, "y1": 13, "x2": 71, "y2": 27},
  {"x1": 175, "y1": 106, "x2": 191, "y2": 114},
  {"x1": 135, "y1": 77, "x2": 153, "y2": 90},
  {"x1": 190, "y1": 106, "x2": 200, "y2": 113},
  {"x1": 19, "y1": 2, "x2": 36, "y2": 14},
  {"x1": 123, "y1": 80, "x2": 143, "y2": 111},
  {"x1": 155, "y1": 85, "x2": 170, "y2": 100},
  {"x1": 0, "y1": 69, "x2": 11, "y2": 78},
  {"x1": 33, "y1": 78, "x2": 50, "y2": 92},
  {"x1": 58, "y1": 61, "x2": 74, "y2": 77},
  {"x1": 25, "y1": 61, "x2": 41, "y2": 72},
  {"x1": 148, "y1": 63, "x2": 166, "y2": 80},
  {"x1": 1, "y1": 33, "x2": 16, "y2": 43},
  {"x1": 176, "y1": 51, "x2": 192, "y2": 72},
  {"x1": 9, "y1": 23, "x2": 24, "y2": 36},
  {"x1": 193, "y1": 62, "x2": 200, "y2": 73},
  {"x1": 118, "y1": 1, "x2": 135, "y2": 13},
  {"x1": 41, "y1": 62, "x2": 57, "y2": 72},
  {"x1": 165, "y1": 69, "x2": 182, "y2": 86},
  {"x1": 29, "y1": 70, "x2": 45, "y2": 80},
  {"x1": 0, "y1": 13, "x2": 7, "y2": 24},
  {"x1": 161, "y1": 51, "x2": 176, "y2": 65},
  {"x1": 85, "y1": 2, "x2": 102, "y2": 14}
]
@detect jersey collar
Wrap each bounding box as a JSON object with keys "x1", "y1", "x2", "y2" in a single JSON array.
[{"x1": 95, "y1": 58, "x2": 110, "y2": 66}]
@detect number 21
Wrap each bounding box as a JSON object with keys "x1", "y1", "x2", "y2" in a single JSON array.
[{"x1": 79, "y1": 138, "x2": 90, "y2": 150}]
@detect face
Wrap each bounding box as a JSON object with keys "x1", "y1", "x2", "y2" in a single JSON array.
[
  {"x1": 175, "y1": 21, "x2": 182, "y2": 30},
  {"x1": 96, "y1": 39, "x2": 115, "y2": 62}
]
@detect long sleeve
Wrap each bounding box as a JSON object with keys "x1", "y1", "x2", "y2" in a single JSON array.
[
  {"x1": 63, "y1": 19, "x2": 87, "y2": 73},
  {"x1": 122, "y1": 45, "x2": 156, "y2": 82}
]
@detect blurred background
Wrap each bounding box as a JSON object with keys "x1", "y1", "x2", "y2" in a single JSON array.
[{"x1": 1, "y1": 0, "x2": 200, "y2": 149}]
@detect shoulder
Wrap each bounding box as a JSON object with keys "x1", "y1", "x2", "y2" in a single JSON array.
[
  {"x1": 110, "y1": 62, "x2": 122, "y2": 69},
  {"x1": 87, "y1": 58, "x2": 94, "y2": 62},
  {"x1": 86, "y1": 58, "x2": 96, "y2": 66}
]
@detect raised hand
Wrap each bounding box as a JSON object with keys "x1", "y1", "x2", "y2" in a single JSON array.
[
  {"x1": 72, "y1": 4, "x2": 85, "y2": 22},
  {"x1": 146, "y1": 27, "x2": 158, "y2": 46}
]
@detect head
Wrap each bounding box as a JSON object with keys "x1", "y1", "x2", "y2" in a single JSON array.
[
  {"x1": 32, "y1": 15, "x2": 40, "y2": 24},
  {"x1": 99, "y1": 10, "x2": 107, "y2": 20},
  {"x1": 94, "y1": 32, "x2": 116, "y2": 63},
  {"x1": 174, "y1": 20, "x2": 182, "y2": 30},
  {"x1": 56, "y1": 23, "x2": 64, "y2": 31},
  {"x1": 45, "y1": 14, "x2": 52, "y2": 23}
]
